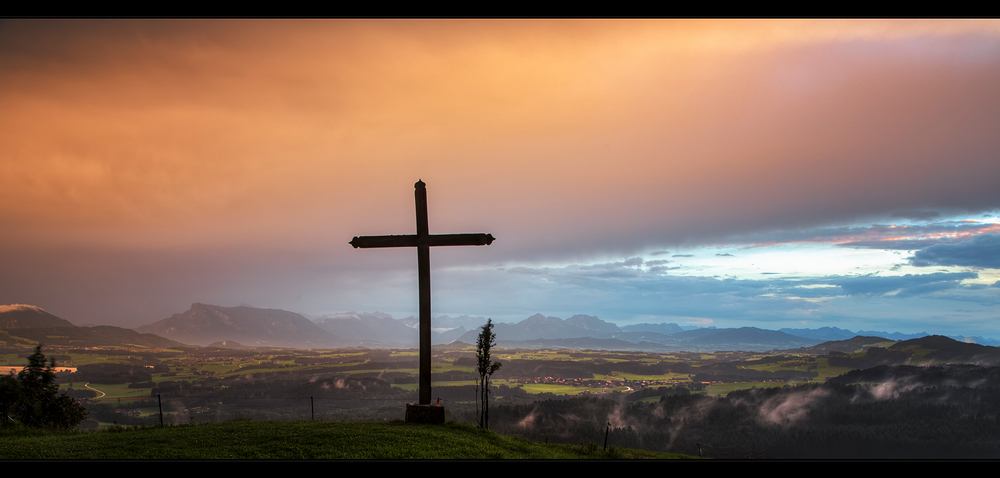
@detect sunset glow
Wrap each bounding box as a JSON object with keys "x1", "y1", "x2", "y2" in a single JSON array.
[{"x1": 1, "y1": 19, "x2": 998, "y2": 337}]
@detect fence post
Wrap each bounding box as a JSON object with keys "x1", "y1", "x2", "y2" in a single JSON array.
[{"x1": 604, "y1": 421, "x2": 610, "y2": 450}]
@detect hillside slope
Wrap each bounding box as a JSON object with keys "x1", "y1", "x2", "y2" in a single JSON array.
[
  {"x1": 0, "y1": 304, "x2": 186, "y2": 349},
  {"x1": 0, "y1": 304, "x2": 77, "y2": 329}
]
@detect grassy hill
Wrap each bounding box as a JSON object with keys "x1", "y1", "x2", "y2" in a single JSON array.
[
  {"x1": 888, "y1": 335, "x2": 1000, "y2": 364},
  {"x1": 0, "y1": 304, "x2": 188, "y2": 349},
  {"x1": 775, "y1": 335, "x2": 896, "y2": 355},
  {"x1": 0, "y1": 304, "x2": 77, "y2": 329},
  {"x1": 0, "y1": 420, "x2": 695, "y2": 459},
  {"x1": 2, "y1": 325, "x2": 189, "y2": 348}
]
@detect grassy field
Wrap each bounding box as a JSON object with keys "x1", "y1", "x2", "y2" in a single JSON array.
[
  {"x1": 393, "y1": 380, "x2": 477, "y2": 390},
  {"x1": 16, "y1": 343, "x2": 900, "y2": 435},
  {"x1": 516, "y1": 383, "x2": 596, "y2": 395},
  {"x1": 0, "y1": 421, "x2": 696, "y2": 459},
  {"x1": 394, "y1": 381, "x2": 624, "y2": 397},
  {"x1": 703, "y1": 381, "x2": 799, "y2": 397}
]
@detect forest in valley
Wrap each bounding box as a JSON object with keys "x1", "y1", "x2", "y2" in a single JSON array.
[{"x1": 490, "y1": 380, "x2": 1000, "y2": 459}]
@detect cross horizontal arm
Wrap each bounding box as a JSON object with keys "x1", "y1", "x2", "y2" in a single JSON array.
[
  {"x1": 425, "y1": 233, "x2": 496, "y2": 247},
  {"x1": 350, "y1": 233, "x2": 495, "y2": 249},
  {"x1": 350, "y1": 235, "x2": 419, "y2": 248}
]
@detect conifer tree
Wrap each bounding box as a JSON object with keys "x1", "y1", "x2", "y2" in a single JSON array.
[{"x1": 0, "y1": 344, "x2": 88, "y2": 428}]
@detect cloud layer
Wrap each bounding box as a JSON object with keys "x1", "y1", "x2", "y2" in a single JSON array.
[{"x1": 1, "y1": 20, "x2": 999, "y2": 334}]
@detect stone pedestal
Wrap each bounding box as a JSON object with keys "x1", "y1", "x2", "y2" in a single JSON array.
[{"x1": 405, "y1": 403, "x2": 445, "y2": 424}]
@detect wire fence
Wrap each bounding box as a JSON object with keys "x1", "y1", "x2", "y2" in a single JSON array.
[{"x1": 92, "y1": 393, "x2": 482, "y2": 427}]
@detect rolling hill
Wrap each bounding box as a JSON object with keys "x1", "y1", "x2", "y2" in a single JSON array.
[{"x1": 0, "y1": 304, "x2": 186, "y2": 349}]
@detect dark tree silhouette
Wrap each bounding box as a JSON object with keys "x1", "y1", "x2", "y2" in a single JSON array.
[
  {"x1": 475, "y1": 319, "x2": 502, "y2": 429},
  {"x1": 0, "y1": 344, "x2": 88, "y2": 428}
]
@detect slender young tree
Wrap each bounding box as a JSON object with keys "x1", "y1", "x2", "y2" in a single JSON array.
[{"x1": 475, "y1": 319, "x2": 502, "y2": 429}]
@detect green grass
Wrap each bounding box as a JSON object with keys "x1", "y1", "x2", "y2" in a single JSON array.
[
  {"x1": 500, "y1": 351, "x2": 575, "y2": 361},
  {"x1": 812, "y1": 357, "x2": 854, "y2": 381},
  {"x1": 0, "y1": 421, "x2": 695, "y2": 459},
  {"x1": 894, "y1": 344, "x2": 934, "y2": 363},
  {"x1": 593, "y1": 372, "x2": 689, "y2": 381},
  {"x1": 84, "y1": 383, "x2": 155, "y2": 402},
  {"x1": 394, "y1": 380, "x2": 477, "y2": 390},
  {"x1": 516, "y1": 384, "x2": 593, "y2": 395},
  {"x1": 703, "y1": 381, "x2": 800, "y2": 397}
]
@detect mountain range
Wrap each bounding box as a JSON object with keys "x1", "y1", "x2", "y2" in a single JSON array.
[
  {"x1": 136, "y1": 303, "x2": 336, "y2": 348},
  {"x1": 3, "y1": 303, "x2": 998, "y2": 353},
  {"x1": 126, "y1": 304, "x2": 1000, "y2": 351}
]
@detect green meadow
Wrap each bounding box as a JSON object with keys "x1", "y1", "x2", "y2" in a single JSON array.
[{"x1": 0, "y1": 420, "x2": 696, "y2": 459}]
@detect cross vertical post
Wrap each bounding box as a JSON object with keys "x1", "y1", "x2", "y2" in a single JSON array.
[
  {"x1": 349, "y1": 180, "x2": 495, "y2": 422},
  {"x1": 414, "y1": 181, "x2": 432, "y2": 405}
]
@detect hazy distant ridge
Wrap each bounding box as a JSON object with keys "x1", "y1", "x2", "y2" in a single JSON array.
[
  {"x1": 137, "y1": 303, "x2": 336, "y2": 348},
  {"x1": 4, "y1": 301, "x2": 986, "y2": 353},
  {"x1": 0, "y1": 305, "x2": 185, "y2": 348}
]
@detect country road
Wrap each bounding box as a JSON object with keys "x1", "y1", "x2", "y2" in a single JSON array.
[{"x1": 84, "y1": 383, "x2": 105, "y2": 398}]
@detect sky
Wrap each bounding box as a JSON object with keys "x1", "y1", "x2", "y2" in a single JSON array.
[{"x1": 1, "y1": 19, "x2": 999, "y2": 337}]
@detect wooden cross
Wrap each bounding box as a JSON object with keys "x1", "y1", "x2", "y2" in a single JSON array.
[{"x1": 350, "y1": 180, "x2": 495, "y2": 406}]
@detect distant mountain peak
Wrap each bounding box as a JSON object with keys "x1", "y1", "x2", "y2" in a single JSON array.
[
  {"x1": 0, "y1": 304, "x2": 77, "y2": 329},
  {"x1": 137, "y1": 303, "x2": 335, "y2": 347},
  {"x1": 0, "y1": 304, "x2": 46, "y2": 313},
  {"x1": 565, "y1": 314, "x2": 621, "y2": 333},
  {"x1": 322, "y1": 311, "x2": 395, "y2": 321}
]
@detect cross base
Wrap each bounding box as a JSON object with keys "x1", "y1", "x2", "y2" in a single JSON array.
[{"x1": 404, "y1": 403, "x2": 445, "y2": 424}]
